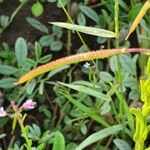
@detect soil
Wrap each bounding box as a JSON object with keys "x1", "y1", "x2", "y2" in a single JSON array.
[
  {"x1": 0, "y1": 1, "x2": 65, "y2": 48},
  {"x1": 0, "y1": 0, "x2": 100, "y2": 52}
]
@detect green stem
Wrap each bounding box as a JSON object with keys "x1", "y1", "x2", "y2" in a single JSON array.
[
  {"x1": 135, "y1": 141, "x2": 143, "y2": 150},
  {"x1": 114, "y1": 0, "x2": 119, "y2": 48},
  {"x1": 58, "y1": 0, "x2": 87, "y2": 48},
  {"x1": 17, "y1": 115, "x2": 32, "y2": 150},
  {"x1": 0, "y1": 0, "x2": 28, "y2": 34},
  {"x1": 66, "y1": 1, "x2": 72, "y2": 55},
  {"x1": 114, "y1": 1, "x2": 127, "y2": 137}
]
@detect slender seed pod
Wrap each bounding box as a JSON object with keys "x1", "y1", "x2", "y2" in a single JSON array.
[
  {"x1": 125, "y1": 0, "x2": 150, "y2": 40},
  {"x1": 14, "y1": 48, "x2": 150, "y2": 85},
  {"x1": 15, "y1": 49, "x2": 127, "y2": 85}
]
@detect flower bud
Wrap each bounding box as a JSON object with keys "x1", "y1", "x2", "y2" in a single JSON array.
[
  {"x1": 0, "y1": 107, "x2": 7, "y2": 117},
  {"x1": 21, "y1": 100, "x2": 36, "y2": 110}
]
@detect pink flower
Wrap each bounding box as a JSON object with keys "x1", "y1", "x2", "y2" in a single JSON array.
[
  {"x1": 21, "y1": 100, "x2": 36, "y2": 110},
  {"x1": 0, "y1": 107, "x2": 7, "y2": 117}
]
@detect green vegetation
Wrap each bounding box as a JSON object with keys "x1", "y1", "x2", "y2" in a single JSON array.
[{"x1": 0, "y1": 0, "x2": 150, "y2": 149}]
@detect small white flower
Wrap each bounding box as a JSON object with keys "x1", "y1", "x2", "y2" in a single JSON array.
[
  {"x1": 83, "y1": 62, "x2": 90, "y2": 69},
  {"x1": 0, "y1": 107, "x2": 7, "y2": 117}
]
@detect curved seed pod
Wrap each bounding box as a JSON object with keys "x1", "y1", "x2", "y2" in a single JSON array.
[
  {"x1": 14, "y1": 48, "x2": 150, "y2": 85},
  {"x1": 15, "y1": 49, "x2": 127, "y2": 85},
  {"x1": 126, "y1": 0, "x2": 150, "y2": 40}
]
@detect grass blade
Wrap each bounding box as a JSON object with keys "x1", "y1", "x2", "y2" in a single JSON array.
[
  {"x1": 75, "y1": 124, "x2": 123, "y2": 150},
  {"x1": 59, "y1": 82, "x2": 111, "y2": 101},
  {"x1": 50, "y1": 22, "x2": 115, "y2": 38},
  {"x1": 61, "y1": 91, "x2": 110, "y2": 127}
]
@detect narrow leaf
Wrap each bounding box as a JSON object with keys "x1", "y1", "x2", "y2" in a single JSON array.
[
  {"x1": 75, "y1": 124, "x2": 123, "y2": 150},
  {"x1": 126, "y1": 1, "x2": 150, "y2": 39},
  {"x1": 26, "y1": 17, "x2": 49, "y2": 33},
  {"x1": 79, "y1": 6, "x2": 99, "y2": 23},
  {"x1": 113, "y1": 138, "x2": 132, "y2": 150},
  {"x1": 59, "y1": 82, "x2": 111, "y2": 101},
  {"x1": 50, "y1": 22, "x2": 115, "y2": 38},
  {"x1": 61, "y1": 92, "x2": 109, "y2": 127}
]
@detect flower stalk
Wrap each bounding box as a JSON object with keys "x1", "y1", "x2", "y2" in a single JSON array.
[
  {"x1": 130, "y1": 57, "x2": 150, "y2": 150},
  {"x1": 0, "y1": 100, "x2": 36, "y2": 150}
]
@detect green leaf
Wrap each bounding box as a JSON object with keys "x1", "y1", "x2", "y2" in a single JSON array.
[
  {"x1": 26, "y1": 80, "x2": 36, "y2": 95},
  {"x1": 119, "y1": 0, "x2": 128, "y2": 11},
  {"x1": 23, "y1": 58, "x2": 36, "y2": 69},
  {"x1": 99, "y1": 71, "x2": 113, "y2": 83},
  {"x1": 50, "y1": 41, "x2": 62, "y2": 51},
  {"x1": 77, "y1": 12, "x2": 86, "y2": 26},
  {"x1": 75, "y1": 124, "x2": 123, "y2": 150},
  {"x1": 59, "y1": 82, "x2": 111, "y2": 101},
  {"x1": 123, "y1": 76, "x2": 137, "y2": 88},
  {"x1": 128, "y1": 3, "x2": 142, "y2": 21},
  {"x1": 27, "y1": 124, "x2": 41, "y2": 140},
  {"x1": 110, "y1": 55, "x2": 118, "y2": 73},
  {"x1": 129, "y1": 88, "x2": 139, "y2": 100},
  {"x1": 0, "y1": 134, "x2": 6, "y2": 139},
  {"x1": 146, "y1": 57, "x2": 150, "y2": 75},
  {"x1": 66, "y1": 143, "x2": 77, "y2": 150},
  {"x1": 0, "y1": 78, "x2": 16, "y2": 89},
  {"x1": 39, "y1": 81, "x2": 44, "y2": 95},
  {"x1": 52, "y1": 131, "x2": 65, "y2": 150},
  {"x1": 0, "y1": 15, "x2": 9, "y2": 28},
  {"x1": 38, "y1": 54, "x2": 52, "y2": 63},
  {"x1": 43, "y1": 108, "x2": 51, "y2": 119},
  {"x1": 0, "y1": 65, "x2": 17, "y2": 75},
  {"x1": 0, "y1": 0, "x2": 4, "y2": 3},
  {"x1": 50, "y1": 22, "x2": 115, "y2": 38},
  {"x1": 0, "y1": 118, "x2": 8, "y2": 128},
  {"x1": 52, "y1": 25, "x2": 63, "y2": 38},
  {"x1": 79, "y1": 6, "x2": 99, "y2": 23},
  {"x1": 61, "y1": 92, "x2": 109, "y2": 127},
  {"x1": 15, "y1": 37, "x2": 28, "y2": 67},
  {"x1": 47, "y1": 65, "x2": 69, "y2": 78},
  {"x1": 113, "y1": 138, "x2": 131, "y2": 150},
  {"x1": 35, "y1": 42, "x2": 42, "y2": 59},
  {"x1": 57, "y1": 0, "x2": 68, "y2": 8},
  {"x1": 26, "y1": 17, "x2": 49, "y2": 34},
  {"x1": 39, "y1": 35, "x2": 53, "y2": 47},
  {"x1": 48, "y1": 0, "x2": 56, "y2": 2},
  {"x1": 31, "y1": 2, "x2": 44, "y2": 17},
  {"x1": 37, "y1": 143, "x2": 45, "y2": 150},
  {"x1": 80, "y1": 123, "x2": 87, "y2": 135},
  {"x1": 19, "y1": 0, "x2": 27, "y2": 3},
  {"x1": 100, "y1": 101, "x2": 111, "y2": 115},
  {"x1": 120, "y1": 54, "x2": 136, "y2": 76}
]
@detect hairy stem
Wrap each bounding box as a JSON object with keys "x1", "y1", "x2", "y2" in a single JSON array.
[{"x1": 14, "y1": 48, "x2": 150, "y2": 85}]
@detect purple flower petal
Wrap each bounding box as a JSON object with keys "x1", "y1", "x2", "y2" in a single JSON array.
[
  {"x1": 0, "y1": 107, "x2": 7, "y2": 117},
  {"x1": 21, "y1": 99, "x2": 36, "y2": 110}
]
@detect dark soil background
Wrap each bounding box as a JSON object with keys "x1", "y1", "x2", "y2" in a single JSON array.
[
  {"x1": 0, "y1": 0, "x2": 102, "y2": 53},
  {"x1": 0, "y1": 1, "x2": 65, "y2": 47}
]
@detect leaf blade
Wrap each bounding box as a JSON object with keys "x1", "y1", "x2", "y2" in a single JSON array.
[
  {"x1": 50, "y1": 22, "x2": 115, "y2": 38},
  {"x1": 75, "y1": 124, "x2": 123, "y2": 150},
  {"x1": 15, "y1": 37, "x2": 28, "y2": 67}
]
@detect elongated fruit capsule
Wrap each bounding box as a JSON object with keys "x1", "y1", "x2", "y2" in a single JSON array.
[{"x1": 15, "y1": 49, "x2": 127, "y2": 85}]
